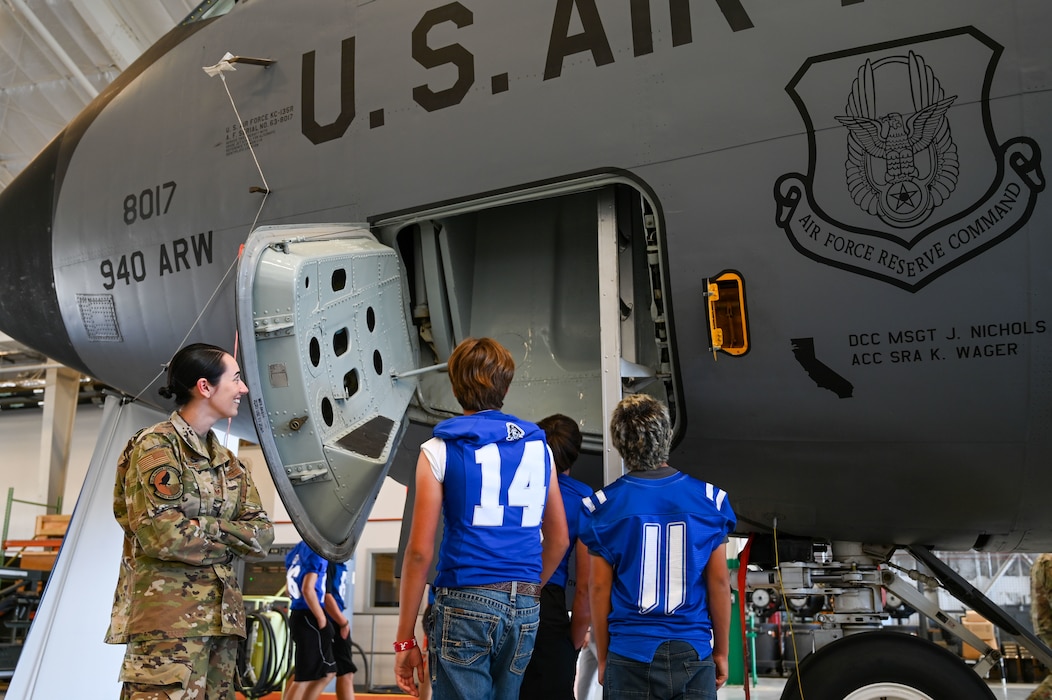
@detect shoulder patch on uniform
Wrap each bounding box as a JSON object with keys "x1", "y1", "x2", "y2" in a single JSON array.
[
  {"x1": 136, "y1": 448, "x2": 171, "y2": 473},
  {"x1": 225, "y1": 459, "x2": 244, "y2": 479},
  {"x1": 505, "y1": 422, "x2": 525, "y2": 441},
  {"x1": 149, "y1": 465, "x2": 183, "y2": 500}
]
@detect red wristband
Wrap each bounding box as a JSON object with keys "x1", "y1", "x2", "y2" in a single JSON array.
[{"x1": 393, "y1": 638, "x2": 417, "y2": 652}]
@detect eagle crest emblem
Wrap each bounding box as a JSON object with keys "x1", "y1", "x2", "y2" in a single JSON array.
[
  {"x1": 836, "y1": 52, "x2": 958, "y2": 228},
  {"x1": 775, "y1": 28, "x2": 1044, "y2": 291}
]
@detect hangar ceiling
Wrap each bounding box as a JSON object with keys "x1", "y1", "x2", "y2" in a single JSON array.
[
  {"x1": 0, "y1": 0, "x2": 198, "y2": 193},
  {"x1": 0, "y1": 0, "x2": 199, "y2": 395}
]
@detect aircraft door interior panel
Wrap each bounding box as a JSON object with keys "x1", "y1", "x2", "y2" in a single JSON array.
[
  {"x1": 233, "y1": 179, "x2": 680, "y2": 558},
  {"x1": 236, "y1": 224, "x2": 418, "y2": 560}
]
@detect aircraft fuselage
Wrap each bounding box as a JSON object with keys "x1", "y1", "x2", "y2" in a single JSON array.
[{"x1": 1, "y1": 0, "x2": 1049, "y2": 552}]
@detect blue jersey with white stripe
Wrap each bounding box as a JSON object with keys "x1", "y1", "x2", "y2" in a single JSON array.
[
  {"x1": 550, "y1": 473, "x2": 593, "y2": 589},
  {"x1": 432, "y1": 411, "x2": 552, "y2": 589},
  {"x1": 327, "y1": 559, "x2": 349, "y2": 610},
  {"x1": 285, "y1": 541, "x2": 327, "y2": 611},
  {"x1": 580, "y1": 470, "x2": 736, "y2": 663}
]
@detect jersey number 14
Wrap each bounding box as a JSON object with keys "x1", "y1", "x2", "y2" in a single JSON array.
[{"x1": 471, "y1": 440, "x2": 547, "y2": 527}]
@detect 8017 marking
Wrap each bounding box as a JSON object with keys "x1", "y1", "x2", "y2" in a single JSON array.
[{"x1": 124, "y1": 181, "x2": 177, "y2": 225}]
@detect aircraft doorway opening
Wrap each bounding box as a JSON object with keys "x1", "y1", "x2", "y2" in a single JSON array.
[{"x1": 375, "y1": 178, "x2": 680, "y2": 478}]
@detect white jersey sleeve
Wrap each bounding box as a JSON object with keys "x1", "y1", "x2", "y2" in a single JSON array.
[{"x1": 421, "y1": 436, "x2": 447, "y2": 482}]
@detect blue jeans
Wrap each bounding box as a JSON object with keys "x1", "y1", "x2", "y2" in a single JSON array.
[
  {"x1": 429, "y1": 585, "x2": 540, "y2": 700},
  {"x1": 604, "y1": 641, "x2": 715, "y2": 700}
]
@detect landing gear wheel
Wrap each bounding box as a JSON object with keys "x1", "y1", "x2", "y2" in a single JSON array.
[{"x1": 779, "y1": 631, "x2": 994, "y2": 700}]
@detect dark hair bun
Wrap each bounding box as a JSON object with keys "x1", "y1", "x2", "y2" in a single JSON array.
[{"x1": 157, "y1": 385, "x2": 175, "y2": 399}]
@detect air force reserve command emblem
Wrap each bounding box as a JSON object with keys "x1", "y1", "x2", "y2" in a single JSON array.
[{"x1": 775, "y1": 28, "x2": 1044, "y2": 291}]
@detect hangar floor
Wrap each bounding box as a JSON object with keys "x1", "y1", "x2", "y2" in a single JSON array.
[
  {"x1": 0, "y1": 676, "x2": 1042, "y2": 698},
  {"x1": 235, "y1": 680, "x2": 1039, "y2": 700},
  {"x1": 716, "y1": 678, "x2": 1043, "y2": 699},
  {"x1": 304, "y1": 681, "x2": 1035, "y2": 699},
  {"x1": 240, "y1": 680, "x2": 1040, "y2": 699}
]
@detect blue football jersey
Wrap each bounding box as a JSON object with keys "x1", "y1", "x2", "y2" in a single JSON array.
[
  {"x1": 327, "y1": 559, "x2": 350, "y2": 611},
  {"x1": 285, "y1": 541, "x2": 327, "y2": 611},
  {"x1": 549, "y1": 472, "x2": 593, "y2": 589},
  {"x1": 432, "y1": 411, "x2": 552, "y2": 589},
  {"x1": 580, "y1": 471, "x2": 736, "y2": 663}
]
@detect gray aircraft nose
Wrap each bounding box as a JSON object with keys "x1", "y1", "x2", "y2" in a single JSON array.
[
  {"x1": 0, "y1": 19, "x2": 209, "y2": 377},
  {"x1": 0, "y1": 133, "x2": 87, "y2": 374}
]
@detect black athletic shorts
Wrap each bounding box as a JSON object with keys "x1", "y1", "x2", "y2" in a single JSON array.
[
  {"x1": 326, "y1": 614, "x2": 358, "y2": 676},
  {"x1": 289, "y1": 608, "x2": 336, "y2": 681}
]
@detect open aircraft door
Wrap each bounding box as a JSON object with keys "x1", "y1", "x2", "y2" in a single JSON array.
[{"x1": 237, "y1": 224, "x2": 418, "y2": 560}]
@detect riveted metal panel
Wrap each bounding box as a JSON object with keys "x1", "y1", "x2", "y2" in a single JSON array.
[{"x1": 237, "y1": 223, "x2": 418, "y2": 559}]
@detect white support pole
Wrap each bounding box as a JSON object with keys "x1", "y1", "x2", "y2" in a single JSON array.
[
  {"x1": 37, "y1": 364, "x2": 80, "y2": 512},
  {"x1": 596, "y1": 189, "x2": 623, "y2": 486}
]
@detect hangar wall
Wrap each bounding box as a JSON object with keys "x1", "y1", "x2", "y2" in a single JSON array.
[{"x1": 0, "y1": 403, "x2": 105, "y2": 542}]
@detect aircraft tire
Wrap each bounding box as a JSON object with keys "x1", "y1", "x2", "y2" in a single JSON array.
[{"x1": 779, "y1": 631, "x2": 995, "y2": 700}]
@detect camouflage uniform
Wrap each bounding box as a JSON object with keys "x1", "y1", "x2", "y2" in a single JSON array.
[
  {"x1": 105, "y1": 412, "x2": 274, "y2": 699},
  {"x1": 1029, "y1": 553, "x2": 1052, "y2": 700}
]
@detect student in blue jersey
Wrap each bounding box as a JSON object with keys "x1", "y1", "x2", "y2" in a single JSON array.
[
  {"x1": 520, "y1": 413, "x2": 593, "y2": 700},
  {"x1": 580, "y1": 394, "x2": 736, "y2": 699},
  {"x1": 284, "y1": 541, "x2": 335, "y2": 700},
  {"x1": 324, "y1": 558, "x2": 358, "y2": 700},
  {"x1": 394, "y1": 337, "x2": 570, "y2": 699}
]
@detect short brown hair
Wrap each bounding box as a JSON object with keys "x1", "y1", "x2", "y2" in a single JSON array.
[
  {"x1": 609, "y1": 394, "x2": 671, "y2": 471},
  {"x1": 447, "y1": 337, "x2": 515, "y2": 411},
  {"x1": 538, "y1": 414, "x2": 582, "y2": 473}
]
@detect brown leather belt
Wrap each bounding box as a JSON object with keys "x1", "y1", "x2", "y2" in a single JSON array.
[{"x1": 470, "y1": 581, "x2": 542, "y2": 597}]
